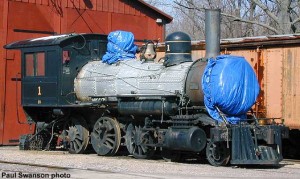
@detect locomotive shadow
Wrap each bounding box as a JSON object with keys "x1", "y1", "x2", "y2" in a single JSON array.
[{"x1": 231, "y1": 164, "x2": 285, "y2": 169}]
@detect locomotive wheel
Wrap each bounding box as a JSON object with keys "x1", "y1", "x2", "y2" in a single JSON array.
[
  {"x1": 91, "y1": 117, "x2": 121, "y2": 156},
  {"x1": 206, "y1": 141, "x2": 230, "y2": 166},
  {"x1": 125, "y1": 123, "x2": 155, "y2": 159},
  {"x1": 66, "y1": 115, "x2": 89, "y2": 154}
]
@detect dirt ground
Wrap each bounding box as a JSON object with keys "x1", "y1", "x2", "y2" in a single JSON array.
[{"x1": 0, "y1": 146, "x2": 299, "y2": 179}]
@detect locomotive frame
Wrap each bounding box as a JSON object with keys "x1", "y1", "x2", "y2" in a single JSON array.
[{"x1": 4, "y1": 10, "x2": 289, "y2": 167}]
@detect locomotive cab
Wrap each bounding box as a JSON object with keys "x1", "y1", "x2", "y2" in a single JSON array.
[{"x1": 4, "y1": 34, "x2": 107, "y2": 107}]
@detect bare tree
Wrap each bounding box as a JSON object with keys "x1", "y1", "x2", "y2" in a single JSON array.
[
  {"x1": 220, "y1": 0, "x2": 287, "y2": 34},
  {"x1": 145, "y1": 0, "x2": 300, "y2": 39}
]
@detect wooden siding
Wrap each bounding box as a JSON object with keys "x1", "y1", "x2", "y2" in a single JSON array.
[
  {"x1": 282, "y1": 48, "x2": 300, "y2": 129},
  {"x1": 13, "y1": 0, "x2": 145, "y2": 15},
  {"x1": 4, "y1": 0, "x2": 166, "y2": 40}
]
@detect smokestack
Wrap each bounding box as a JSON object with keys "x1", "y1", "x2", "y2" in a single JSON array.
[{"x1": 205, "y1": 9, "x2": 221, "y2": 59}]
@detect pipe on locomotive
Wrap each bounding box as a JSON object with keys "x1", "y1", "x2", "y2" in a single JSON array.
[{"x1": 205, "y1": 9, "x2": 221, "y2": 59}]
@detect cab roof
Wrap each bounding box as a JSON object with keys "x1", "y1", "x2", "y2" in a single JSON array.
[{"x1": 4, "y1": 33, "x2": 107, "y2": 49}]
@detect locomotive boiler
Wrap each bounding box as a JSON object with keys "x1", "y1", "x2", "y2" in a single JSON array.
[
  {"x1": 74, "y1": 31, "x2": 210, "y2": 157},
  {"x1": 4, "y1": 9, "x2": 288, "y2": 166}
]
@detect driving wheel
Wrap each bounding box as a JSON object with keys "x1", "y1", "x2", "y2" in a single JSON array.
[
  {"x1": 125, "y1": 123, "x2": 155, "y2": 159},
  {"x1": 65, "y1": 115, "x2": 89, "y2": 154},
  {"x1": 91, "y1": 117, "x2": 121, "y2": 156}
]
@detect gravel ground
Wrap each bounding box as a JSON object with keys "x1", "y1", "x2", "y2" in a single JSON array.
[{"x1": 0, "y1": 146, "x2": 300, "y2": 178}]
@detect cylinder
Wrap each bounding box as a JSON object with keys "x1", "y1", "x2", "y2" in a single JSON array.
[
  {"x1": 205, "y1": 9, "x2": 221, "y2": 59},
  {"x1": 118, "y1": 101, "x2": 178, "y2": 116},
  {"x1": 164, "y1": 127, "x2": 207, "y2": 152}
]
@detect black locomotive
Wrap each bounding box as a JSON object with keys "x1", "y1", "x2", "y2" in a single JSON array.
[{"x1": 4, "y1": 10, "x2": 288, "y2": 166}]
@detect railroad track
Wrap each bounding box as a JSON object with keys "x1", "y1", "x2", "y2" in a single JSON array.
[
  {"x1": 0, "y1": 159, "x2": 119, "y2": 173},
  {"x1": 0, "y1": 159, "x2": 164, "y2": 179},
  {"x1": 1, "y1": 157, "x2": 300, "y2": 179},
  {"x1": 1, "y1": 158, "x2": 299, "y2": 168},
  {"x1": 0, "y1": 159, "x2": 126, "y2": 177},
  {"x1": 0, "y1": 159, "x2": 72, "y2": 170}
]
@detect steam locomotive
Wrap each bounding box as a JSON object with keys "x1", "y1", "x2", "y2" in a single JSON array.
[{"x1": 4, "y1": 10, "x2": 288, "y2": 166}]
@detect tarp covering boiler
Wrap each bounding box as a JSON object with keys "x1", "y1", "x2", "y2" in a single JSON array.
[
  {"x1": 202, "y1": 55, "x2": 260, "y2": 124},
  {"x1": 102, "y1": 30, "x2": 138, "y2": 64}
]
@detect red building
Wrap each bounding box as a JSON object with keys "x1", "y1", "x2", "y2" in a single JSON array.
[{"x1": 0, "y1": 0, "x2": 172, "y2": 145}]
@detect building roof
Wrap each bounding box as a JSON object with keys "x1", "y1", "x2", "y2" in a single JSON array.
[
  {"x1": 195, "y1": 33, "x2": 300, "y2": 49},
  {"x1": 136, "y1": 0, "x2": 173, "y2": 23},
  {"x1": 157, "y1": 33, "x2": 300, "y2": 51}
]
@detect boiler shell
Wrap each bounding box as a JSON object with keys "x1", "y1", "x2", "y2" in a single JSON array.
[{"x1": 74, "y1": 60, "x2": 196, "y2": 102}]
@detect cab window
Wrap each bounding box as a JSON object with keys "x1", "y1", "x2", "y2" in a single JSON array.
[
  {"x1": 25, "y1": 52, "x2": 45, "y2": 77},
  {"x1": 62, "y1": 50, "x2": 70, "y2": 64}
]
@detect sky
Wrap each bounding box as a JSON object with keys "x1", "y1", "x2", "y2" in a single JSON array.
[{"x1": 144, "y1": 0, "x2": 174, "y2": 16}]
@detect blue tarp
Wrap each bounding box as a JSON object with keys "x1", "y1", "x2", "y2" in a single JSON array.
[
  {"x1": 202, "y1": 55, "x2": 260, "y2": 124},
  {"x1": 102, "y1": 30, "x2": 137, "y2": 64}
]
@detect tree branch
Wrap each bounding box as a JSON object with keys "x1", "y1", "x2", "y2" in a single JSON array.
[
  {"x1": 292, "y1": 17, "x2": 300, "y2": 25},
  {"x1": 221, "y1": 12, "x2": 280, "y2": 34},
  {"x1": 174, "y1": 1, "x2": 192, "y2": 9},
  {"x1": 251, "y1": 0, "x2": 279, "y2": 24},
  {"x1": 172, "y1": 6, "x2": 204, "y2": 31},
  {"x1": 173, "y1": 0, "x2": 205, "y2": 11}
]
